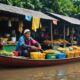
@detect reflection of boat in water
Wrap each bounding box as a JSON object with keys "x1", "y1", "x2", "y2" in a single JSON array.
[{"x1": 0, "y1": 55, "x2": 80, "y2": 68}]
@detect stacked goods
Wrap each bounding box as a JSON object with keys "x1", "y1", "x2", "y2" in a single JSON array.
[
  {"x1": 57, "y1": 46, "x2": 80, "y2": 58},
  {"x1": 44, "y1": 49, "x2": 66, "y2": 59},
  {"x1": 7, "y1": 41, "x2": 16, "y2": 45},
  {"x1": 30, "y1": 46, "x2": 80, "y2": 60},
  {"x1": 45, "y1": 51, "x2": 66, "y2": 59},
  {"x1": 0, "y1": 38, "x2": 8, "y2": 42},
  {"x1": 57, "y1": 47, "x2": 75, "y2": 58},
  {"x1": 53, "y1": 40, "x2": 61, "y2": 44},
  {"x1": 30, "y1": 52, "x2": 45, "y2": 60},
  {"x1": 53, "y1": 39, "x2": 69, "y2": 44},
  {"x1": 58, "y1": 39, "x2": 69, "y2": 44},
  {"x1": 43, "y1": 39, "x2": 69, "y2": 45},
  {"x1": 43, "y1": 49, "x2": 56, "y2": 59},
  {"x1": 43, "y1": 40, "x2": 53, "y2": 45},
  {"x1": 0, "y1": 50, "x2": 14, "y2": 56}
]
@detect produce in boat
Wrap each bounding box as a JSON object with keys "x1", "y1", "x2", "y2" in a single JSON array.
[{"x1": 0, "y1": 50, "x2": 14, "y2": 56}]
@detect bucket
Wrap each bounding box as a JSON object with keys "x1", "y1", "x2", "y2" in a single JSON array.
[
  {"x1": 30, "y1": 52, "x2": 45, "y2": 60},
  {"x1": 11, "y1": 37, "x2": 16, "y2": 42},
  {"x1": 45, "y1": 54, "x2": 56, "y2": 59}
]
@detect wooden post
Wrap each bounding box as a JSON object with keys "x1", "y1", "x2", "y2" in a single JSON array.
[
  {"x1": 72, "y1": 26, "x2": 74, "y2": 46},
  {"x1": 51, "y1": 21, "x2": 54, "y2": 49},
  {"x1": 64, "y1": 24, "x2": 66, "y2": 47}
]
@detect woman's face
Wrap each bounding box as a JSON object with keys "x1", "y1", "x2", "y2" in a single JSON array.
[{"x1": 25, "y1": 32, "x2": 31, "y2": 38}]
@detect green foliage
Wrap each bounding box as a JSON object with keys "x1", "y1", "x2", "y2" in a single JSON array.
[
  {"x1": 7, "y1": 0, "x2": 24, "y2": 7},
  {"x1": 72, "y1": 0, "x2": 80, "y2": 13},
  {"x1": 57, "y1": 0, "x2": 77, "y2": 16},
  {"x1": 0, "y1": 0, "x2": 80, "y2": 16}
]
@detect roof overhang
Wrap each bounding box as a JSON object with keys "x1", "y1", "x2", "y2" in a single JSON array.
[
  {"x1": 0, "y1": 3, "x2": 57, "y2": 21},
  {"x1": 47, "y1": 12, "x2": 80, "y2": 25}
]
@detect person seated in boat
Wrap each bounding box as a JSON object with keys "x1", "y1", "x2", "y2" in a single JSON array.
[{"x1": 16, "y1": 29, "x2": 42, "y2": 57}]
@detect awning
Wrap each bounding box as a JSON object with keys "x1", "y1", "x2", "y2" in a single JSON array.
[
  {"x1": 47, "y1": 12, "x2": 80, "y2": 25},
  {"x1": 0, "y1": 3, "x2": 57, "y2": 20}
]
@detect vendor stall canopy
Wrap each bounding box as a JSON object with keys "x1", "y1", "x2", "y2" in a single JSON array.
[
  {"x1": 0, "y1": 3, "x2": 57, "y2": 21},
  {"x1": 47, "y1": 12, "x2": 80, "y2": 25}
]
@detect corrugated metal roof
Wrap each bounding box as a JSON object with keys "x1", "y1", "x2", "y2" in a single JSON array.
[
  {"x1": 48, "y1": 13, "x2": 80, "y2": 25},
  {"x1": 0, "y1": 3, "x2": 57, "y2": 20}
]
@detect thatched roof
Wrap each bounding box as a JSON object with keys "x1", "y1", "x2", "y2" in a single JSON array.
[{"x1": 0, "y1": 3, "x2": 57, "y2": 20}]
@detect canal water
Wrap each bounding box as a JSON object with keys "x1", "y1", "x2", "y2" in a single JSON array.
[{"x1": 0, "y1": 62, "x2": 80, "y2": 80}]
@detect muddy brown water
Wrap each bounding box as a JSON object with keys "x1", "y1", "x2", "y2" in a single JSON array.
[{"x1": 0, "y1": 62, "x2": 80, "y2": 80}]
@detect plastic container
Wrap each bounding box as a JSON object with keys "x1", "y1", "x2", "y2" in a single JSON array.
[
  {"x1": 55, "y1": 53, "x2": 66, "y2": 59},
  {"x1": 66, "y1": 51, "x2": 74, "y2": 58},
  {"x1": 45, "y1": 54, "x2": 56, "y2": 59},
  {"x1": 13, "y1": 51, "x2": 19, "y2": 56},
  {"x1": 30, "y1": 52, "x2": 45, "y2": 60},
  {"x1": 74, "y1": 50, "x2": 80, "y2": 57},
  {"x1": 3, "y1": 45, "x2": 16, "y2": 52},
  {"x1": 38, "y1": 53, "x2": 45, "y2": 59},
  {"x1": 11, "y1": 37, "x2": 16, "y2": 42}
]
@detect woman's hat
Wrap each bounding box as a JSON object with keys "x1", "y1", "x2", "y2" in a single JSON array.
[{"x1": 24, "y1": 29, "x2": 30, "y2": 34}]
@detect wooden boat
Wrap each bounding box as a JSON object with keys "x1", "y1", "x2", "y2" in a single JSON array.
[{"x1": 0, "y1": 55, "x2": 80, "y2": 68}]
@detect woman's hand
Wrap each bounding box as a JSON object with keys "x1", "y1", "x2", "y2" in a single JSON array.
[
  {"x1": 37, "y1": 47, "x2": 42, "y2": 50},
  {"x1": 31, "y1": 46, "x2": 42, "y2": 51},
  {"x1": 31, "y1": 46, "x2": 38, "y2": 50}
]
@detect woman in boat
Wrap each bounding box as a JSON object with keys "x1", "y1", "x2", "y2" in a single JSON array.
[{"x1": 16, "y1": 29, "x2": 42, "y2": 57}]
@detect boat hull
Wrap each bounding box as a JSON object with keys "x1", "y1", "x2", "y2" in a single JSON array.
[{"x1": 0, "y1": 55, "x2": 80, "y2": 67}]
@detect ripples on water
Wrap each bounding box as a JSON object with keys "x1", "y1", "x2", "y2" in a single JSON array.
[{"x1": 0, "y1": 62, "x2": 80, "y2": 80}]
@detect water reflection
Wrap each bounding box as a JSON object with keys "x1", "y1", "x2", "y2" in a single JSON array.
[
  {"x1": 56, "y1": 69, "x2": 65, "y2": 80},
  {"x1": 0, "y1": 62, "x2": 80, "y2": 80}
]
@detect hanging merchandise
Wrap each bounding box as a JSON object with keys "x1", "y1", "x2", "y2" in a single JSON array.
[
  {"x1": 18, "y1": 21, "x2": 23, "y2": 33},
  {"x1": 67, "y1": 27, "x2": 69, "y2": 36},
  {"x1": 53, "y1": 20, "x2": 57, "y2": 25},
  {"x1": 25, "y1": 15, "x2": 32, "y2": 21},
  {"x1": 8, "y1": 19, "x2": 12, "y2": 27},
  {"x1": 11, "y1": 17, "x2": 18, "y2": 22},
  {"x1": 11, "y1": 30, "x2": 16, "y2": 43},
  {"x1": 39, "y1": 22, "x2": 42, "y2": 28},
  {"x1": 32, "y1": 17, "x2": 40, "y2": 32}
]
